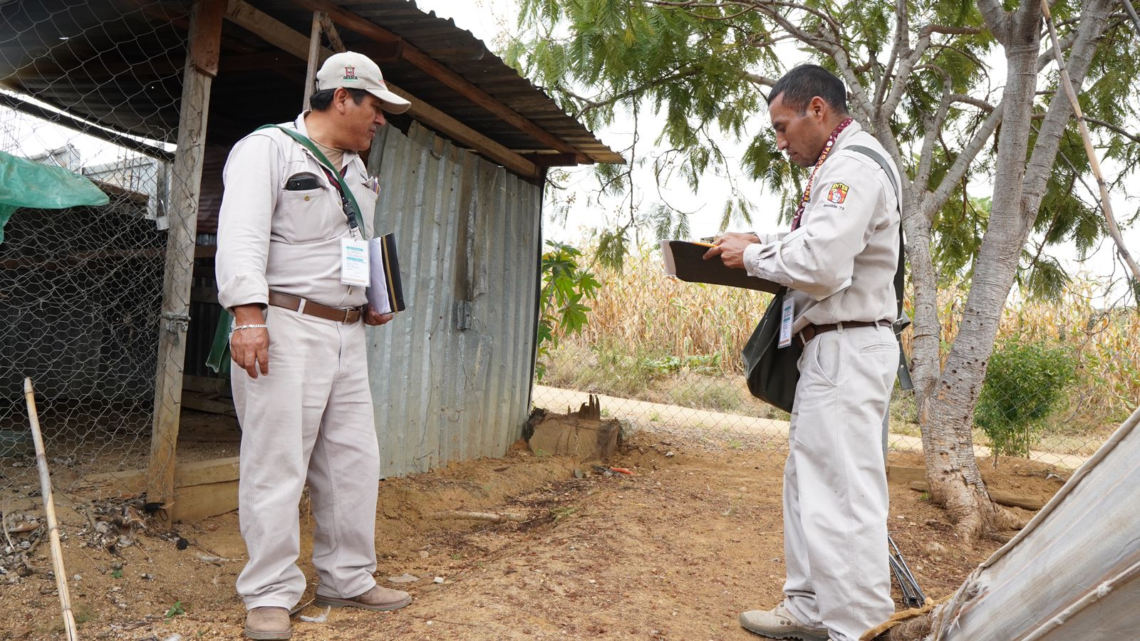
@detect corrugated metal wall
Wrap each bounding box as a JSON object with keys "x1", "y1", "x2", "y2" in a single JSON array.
[{"x1": 365, "y1": 122, "x2": 542, "y2": 477}]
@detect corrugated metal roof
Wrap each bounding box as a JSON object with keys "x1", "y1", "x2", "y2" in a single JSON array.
[{"x1": 0, "y1": 0, "x2": 621, "y2": 168}]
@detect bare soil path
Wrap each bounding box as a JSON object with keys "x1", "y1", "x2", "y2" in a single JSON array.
[{"x1": 0, "y1": 430, "x2": 1064, "y2": 640}]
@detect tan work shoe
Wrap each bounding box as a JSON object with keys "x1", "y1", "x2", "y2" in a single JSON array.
[
  {"x1": 314, "y1": 585, "x2": 412, "y2": 611},
  {"x1": 740, "y1": 601, "x2": 829, "y2": 640},
  {"x1": 244, "y1": 606, "x2": 291, "y2": 640}
]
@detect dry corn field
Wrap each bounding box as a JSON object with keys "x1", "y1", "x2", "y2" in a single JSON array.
[{"x1": 539, "y1": 249, "x2": 1139, "y2": 460}]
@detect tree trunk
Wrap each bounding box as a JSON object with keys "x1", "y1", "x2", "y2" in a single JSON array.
[
  {"x1": 923, "y1": 1, "x2": 1042, "y2": 539},
  {"x1": 923, "y1": 0, "x2": 1115, "y2": 539}
]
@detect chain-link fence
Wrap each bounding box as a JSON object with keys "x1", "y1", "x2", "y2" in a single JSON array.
[
  {"x1": 0, "y1": 1, "x2": 201, "y2": 539},
  {"x1": 532, "y1": 250, "x2": 1138, "y2": 469}
]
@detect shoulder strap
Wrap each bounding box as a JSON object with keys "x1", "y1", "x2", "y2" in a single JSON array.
[
  {"x1": 256, "y1": 124, "x2": 367, "y2": 239},
  {"x1": 847, "y1": 144, "x2": 905, "y2": 319}
]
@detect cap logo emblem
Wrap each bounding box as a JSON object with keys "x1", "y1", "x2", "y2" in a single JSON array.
[{"x1": 343, "y1": 65, "x2": 357, "y2": 81}]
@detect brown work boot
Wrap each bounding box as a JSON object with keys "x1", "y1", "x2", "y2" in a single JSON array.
[
  {"x1": 740, "y1": 601, "x2": 829, "y2": 640},
  {"x1": 314, "y1": 585, "x2": 412, "y2": 611},
  {"x1": 243, "y1": 606, "x2": 291, "y2": 640}
]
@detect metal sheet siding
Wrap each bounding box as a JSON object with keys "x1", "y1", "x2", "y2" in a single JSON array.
[{"x1": 366, "y1": 122, "x2": 540, "y2": 477}]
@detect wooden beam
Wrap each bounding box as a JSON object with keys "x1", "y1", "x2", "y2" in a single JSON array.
[
  {"x1": 521, "y1": 153, "x2": 593, "y2": 167},
  {"x1": 225, "y1": 0, "x2": 332, "y2": 65},
  {"x1": 190, "y1": 0, "x2": 225, "y2": 76},
  {"x1": 317, "y1": 12, "x2": 346, "y2": 53},
  {"x1": 303, "y1": 11, "x2": 321, "y2": 110},
  {"x1": 223, "y1": 0, "x2": 537, "y2": 177},
  {"x1": 146, "y1": 0, "x2": 224, "y2": 521},
  {"x1": 0, "y1": 93, "x2": 173, "y2": 161},
  {"x1": 295, "y1": 0, "x2": 580, "y2": 157}
]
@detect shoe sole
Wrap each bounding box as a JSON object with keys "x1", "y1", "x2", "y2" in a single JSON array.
[
  {"x1": 242, "y1": 626, "x2": 291, "y2": 640},
  {"x1": 313, "y1": 594, "x2": 412, "y2": 612},
  {"x1": 740, "y1": 614, "x2": 828, "y2": 641}
]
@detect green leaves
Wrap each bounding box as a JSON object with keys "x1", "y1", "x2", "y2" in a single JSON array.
[
  {"x1": 974, "y1": 339, "x2": 1076, "y2": 460},
  {"x1": 536, "y1": 240, "x2": 602, "y2": 379}
]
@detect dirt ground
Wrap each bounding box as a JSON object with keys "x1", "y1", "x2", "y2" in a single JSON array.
[{"x1": 0, "y1": 418, "x2": 1067, "y2": 641}]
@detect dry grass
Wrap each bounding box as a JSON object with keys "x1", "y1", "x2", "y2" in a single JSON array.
[{"x1": 542, "y1": 249, "x2": 1138, "y2": 442}]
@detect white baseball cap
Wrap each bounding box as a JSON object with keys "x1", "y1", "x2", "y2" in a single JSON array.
[{"x1": 316, "y1": 51, "x2": 411, "y2": 114}]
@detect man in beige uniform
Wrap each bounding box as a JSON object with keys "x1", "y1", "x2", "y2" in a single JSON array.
[
  {"x1": 216, "y1": 52, "x2": 412, "y2": 640},
  {"x1": 707, "y1": 65, "x2": 901, "y2": 641}
]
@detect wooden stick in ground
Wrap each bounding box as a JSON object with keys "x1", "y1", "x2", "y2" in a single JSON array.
[
  {"x1": 24, "y1": 377, "x2": 79, "y2": 641},
  {"x1": 425, "y1": 511, "x2": 527, "y2": 523},
  {"x1": 1040, "y1": 0, "x2": 1140, "y2": 286}
]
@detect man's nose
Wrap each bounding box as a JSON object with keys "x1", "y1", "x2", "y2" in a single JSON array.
[
  {"x1": 375, "y1": 112, "x2": 387, "y2": 126},
  {"x1": 776, "y1": 136, "x2": 788, "y2": 151}
]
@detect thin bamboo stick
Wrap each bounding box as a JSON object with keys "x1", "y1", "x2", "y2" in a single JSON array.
[
  {"x1": 1040, "y1": 0, "x2": 1140, "y2": 286},
  {"x1": 24, "y1": 377, "x2": 79, "y2": 641}
]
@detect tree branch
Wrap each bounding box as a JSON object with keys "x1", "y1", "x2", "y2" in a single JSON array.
[
  {"x1": 873, "y1": 0, "x2": 908, "y2": 119},
  {"x1": 1036, "y1": 0, "x2": 1140, "y2": 283},
  {"x1": 921, "y1": 99, "x2": 1004, "y2": 222},
  {"x1": 950, "y1": 94, "x2": 996, "y2": 112},
  {"x1": 913, "y1": 65, "x2": 955, "y2": 194},
  {"x1": 977, "y1": 0, "x2": 1011, "y2": 43},
  {"x1": 1123, "y1": 0, "x2": 1140, "y2": 37},
  {"x1": 1085, "y1": 116, "x2": 1140, "y2": 144}
]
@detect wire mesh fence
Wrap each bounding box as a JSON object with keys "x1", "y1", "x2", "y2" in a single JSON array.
[
  {"x1": 0, "y1": 1, "x2": 197, "y2": 527},
  {"x1": 531, "y1": 250, "x2": 1139, "y2": 469}
]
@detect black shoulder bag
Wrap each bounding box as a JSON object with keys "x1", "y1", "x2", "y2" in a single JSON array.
[{"x1": 742, "y1": 145, "x2": 904, "y2": 413}]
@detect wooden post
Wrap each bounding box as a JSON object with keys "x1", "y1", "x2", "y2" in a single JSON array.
[
  {"x1": 146, "y1": 0, "x2": 225, "y2": 522},
  {"x1": 303, "y1": 11, "x2": 321, "y2": 110}
]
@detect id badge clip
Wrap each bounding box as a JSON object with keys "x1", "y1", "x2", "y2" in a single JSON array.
[
  {"x1": 778, "y1": 297, "x2": 795, "y2": 349},
  {"x1": 340, "y1": 237, "x2": 370, "y2": 287}
]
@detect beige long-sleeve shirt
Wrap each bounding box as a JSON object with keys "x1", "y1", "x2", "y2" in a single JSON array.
[
  {"x1": 743, "y1": 121, "x2": 901, "y2": 333},
  {"x1": 215, "y1": 114, "x2": 378, "y2": 311}
]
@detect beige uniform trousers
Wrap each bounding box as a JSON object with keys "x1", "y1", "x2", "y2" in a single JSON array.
[
  {"x1": 782, "y1": 324, "x2": 898, "y2": 641},
  {"x1": 231, "y1": 306, "x2": 380, "y2": 610}
]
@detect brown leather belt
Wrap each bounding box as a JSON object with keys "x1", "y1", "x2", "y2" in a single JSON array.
[
  {"x1": 795, "y1": 319, "x2": 892, "y2": 348},
  {"x1": 268, "y1": 291, "x2": 362, "y2": 323}
]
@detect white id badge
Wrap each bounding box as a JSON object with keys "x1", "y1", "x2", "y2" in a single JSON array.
[
  {"x1": 778, "y1": 296, "x2": 795, "y2": 348},
  {"x1": 340, "y1": 237, "x2": 370, "y2": 287}
]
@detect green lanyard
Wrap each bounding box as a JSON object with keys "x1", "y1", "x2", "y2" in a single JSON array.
[{"x1": 256, "y1": 124, "x2": 367, "y2": 239}]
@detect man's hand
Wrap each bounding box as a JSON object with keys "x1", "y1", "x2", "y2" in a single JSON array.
[
  {"x1": 364, "y1": 305, "x2": 395, "y2": 326},
  {"x1": 703, "y1": 232, "x2": 760, "y2": 269},
  {"x1": 230, "y1": 304, "x2": 270, "y2": 379}
]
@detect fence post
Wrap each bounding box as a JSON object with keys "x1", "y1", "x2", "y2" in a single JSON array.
[{"x1": 145, "y1": 0, "x2": 224, "y2": 521}]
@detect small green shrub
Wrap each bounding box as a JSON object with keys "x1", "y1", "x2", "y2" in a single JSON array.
[{"x1": 974, "y1": 340, "x2": 1076, "y2": 460}]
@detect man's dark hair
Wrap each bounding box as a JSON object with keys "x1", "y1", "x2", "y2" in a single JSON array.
[
  {"x1": 310, "y1": 87, "x2": 371, "y2": 112},
  {"x1": 767, "y1": 65, "x2": 848, "y2": 115}
]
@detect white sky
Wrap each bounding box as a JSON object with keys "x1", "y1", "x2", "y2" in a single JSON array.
[
  {"x1": 416, "y1": 0, "x2": 1139, "y2": 294},
  {"x1": 3, "y1": 0, "x2": 1134, "y2": 292}
]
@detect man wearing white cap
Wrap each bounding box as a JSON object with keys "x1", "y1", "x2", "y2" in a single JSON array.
[{"x1": 215, "y1": 52, "x2": 412, "y2": 640}]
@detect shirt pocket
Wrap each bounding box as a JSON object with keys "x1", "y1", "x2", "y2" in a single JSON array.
[
  {"x1": 349, "y1": 179, "x2": 379, "y2": 234},
  {"x1": 274, "y1": 171, "x2": 340, "y2": 244}
]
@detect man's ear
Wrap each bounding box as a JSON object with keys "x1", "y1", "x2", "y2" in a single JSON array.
[
  {"x1": 810, "y1": 96, "x2": 827, "y2": 120},
  {"x1": 334, "y1": 88, "x2": 349, "y2": 113}
]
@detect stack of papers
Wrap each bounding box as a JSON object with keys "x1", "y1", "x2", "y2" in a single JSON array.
[{"x1": 367, "y1": 233, "x2": 406, "y2": 314}]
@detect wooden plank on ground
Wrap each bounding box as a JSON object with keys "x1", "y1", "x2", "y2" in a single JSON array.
[
  {"x1": 172, "y1": 480, "x2": 239, "y2": 522},
  {"x1": 75, "y1": 456, "x2": 240, "y2": 506}
]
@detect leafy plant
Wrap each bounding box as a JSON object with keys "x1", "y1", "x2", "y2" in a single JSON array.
[
  {"x1": 165, "y1": 601, "x2": 185, "y2": 619},
  {"x1": 974, "y1": 340, "x2": 1076, "y2": 462},
  {"x1": 536, "y1": 240, "x2": 601, "y2": 379}
]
